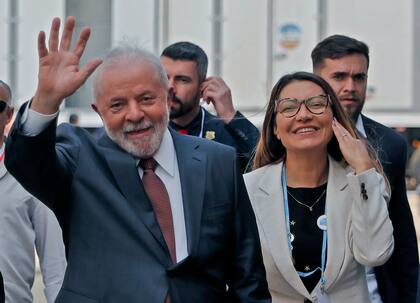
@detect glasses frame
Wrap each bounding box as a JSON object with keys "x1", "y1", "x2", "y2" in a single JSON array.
[
  {"x1": 275, "y1": 94, "x2": 330, "y2": 118},
  {"x1": 0, "y1": 100, "x2": 9, "y2": 113}
]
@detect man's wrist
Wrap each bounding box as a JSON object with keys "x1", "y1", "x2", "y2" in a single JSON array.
[
  {"x1": 31, "y1": 92, "x2": 61, "y2": 115},
  {"x1": 221, "y1": 110, "x2": 236, "y2": 124}
]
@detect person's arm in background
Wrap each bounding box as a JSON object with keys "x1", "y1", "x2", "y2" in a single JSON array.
[
  {"x1": 385, "y1": 138, "x2": 418, "y2": 302},
  {"x1": 30, "y1": 198, "x2": 66, "y2": 303},
  {"x1": 226, "y1": 151, "x2": 271, "y2": 303},
  {"x1": 201, "y1": 77, "x2": 260, "y2": 171}
]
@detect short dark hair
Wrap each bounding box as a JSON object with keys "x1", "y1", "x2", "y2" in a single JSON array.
[
  {"x1": 0, "y1": 80, "x2": 12, "y2": 102},
  {"x1": 253, "y1": 72, "x2": 357, "y2": 169},
  {"x1": 161, "y1": 42, "x2": 208, "y2": 83},
  {"x1": 311, "y1": 35, "x2": 370, "y2": 70}
]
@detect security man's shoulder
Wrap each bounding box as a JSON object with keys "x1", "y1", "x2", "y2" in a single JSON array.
[{"x1": 362, "y1": 115, "x2": 406, "y2": 145}]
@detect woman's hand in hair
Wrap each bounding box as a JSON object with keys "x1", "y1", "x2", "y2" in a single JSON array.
[{"x1": 332, "y1": 118, "x2": 374, "y2": 174}]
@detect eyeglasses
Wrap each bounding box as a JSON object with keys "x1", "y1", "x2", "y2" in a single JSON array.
[
  {"x1": 275, "y1": 94, "x2": 330, "y2": 118},
  {"x1": 0, "y1": 100, "x2": 8, "y2": 113}
]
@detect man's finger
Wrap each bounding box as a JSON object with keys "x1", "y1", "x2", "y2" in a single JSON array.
[
  {"x1": 73, "y1": 27, "x2": 91, "y2": 59},
  {"x1": 48, "y1": 17, "x2": 61, "y2": 52},
  {"x1": 77, "y1": 58, "x2": 103, "y2": 84},
  {"x1": 38, "y1": 31, "x2": 48, "y2": 58},
  {"x1": 332, "y1": 119, "x2": 345, "y2": 142},
  {"x1": 59, "y1": 16, "x2": 75, "y2": 51}
]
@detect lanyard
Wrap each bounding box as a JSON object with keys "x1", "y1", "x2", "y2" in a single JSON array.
[
  {"x1": 281, "y1": 164, "x2": 327, "y2": 290},
  {"x1": 198, "y1": 107, "x2": 206, "y2": 138}
]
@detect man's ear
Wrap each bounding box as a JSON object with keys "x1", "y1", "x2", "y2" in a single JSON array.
[{"x1": 91, "y1": 103, "x2": 100, "y2": 116}]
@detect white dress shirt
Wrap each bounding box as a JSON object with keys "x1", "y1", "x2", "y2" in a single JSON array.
[
  {"x1": 22, "y1": 105, "x2": 189, "y2": 263},
  {"x1": 137, "y1": 129, "x2": 188, "y2": 262}
]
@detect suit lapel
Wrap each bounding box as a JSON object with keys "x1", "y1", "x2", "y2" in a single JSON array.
[
  {"x1": 253, "y1": 159, "x2": 351, "y2": 295},
  {"x1": 171, "y1": 131, "x2": 206, "y2": 256},
  {"x1": 97, "y1": 134, "x2": 168, "y2": 256},
  {"x1": 253, "y1": 162, "x2": 310, "y2": 297},
  {"x1": 322, "y1": 157, "x2": 349, "y2": 289}
]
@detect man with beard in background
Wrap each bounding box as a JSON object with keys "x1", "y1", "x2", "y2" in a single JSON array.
[
  {"x1": 312, "y1": 34, "x2": 418, "y2": 303},
  {"x1": 161, "y1": 42, "x2": 260, "y2": 172}
]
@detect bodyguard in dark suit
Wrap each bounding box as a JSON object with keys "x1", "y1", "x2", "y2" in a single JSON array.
[
  {"x1": 312, "y1": 35, "x2": 418, "y2": 303},
  {"x1": 5, "y1": 17, "x2": 270, "y2": 303},
  {"x1": 161, "y1": 42, "x2": 259, "y2": 172}
]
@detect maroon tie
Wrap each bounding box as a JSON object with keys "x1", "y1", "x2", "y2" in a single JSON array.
[{"x1": 140, "y1": 158, "x2": 177, "y2": 263}]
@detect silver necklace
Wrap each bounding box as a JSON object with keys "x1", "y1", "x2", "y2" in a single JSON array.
[{"x1": 287, "y1": 188, "x2": 327, "y2": 211}]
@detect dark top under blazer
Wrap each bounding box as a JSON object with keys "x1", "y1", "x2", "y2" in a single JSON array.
[
  {"x1": 5, "y1": 104, "x2": 271, "y2": 303},
  {"x1": 363, "y1": 115, "x2": 419, "y2": 303}
]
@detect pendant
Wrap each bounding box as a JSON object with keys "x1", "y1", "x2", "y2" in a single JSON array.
[{"x1": 309, "y1": 207, "x2": 313, "y2": 211}]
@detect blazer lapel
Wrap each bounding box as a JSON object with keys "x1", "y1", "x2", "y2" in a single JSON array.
[
  {"x1": 97, "y1": 134, "x2": 168, "y2": 256},
  {"x1": 322, "y1": 157, "x2": 349, "y2": 290},
  {"x1": 253, "y1": 162, "x2": 310, "y2": 297},
  {"x1": 253, "y1": 159, "x2": 352, "y2": 295},
  {"x1": 171, "y1": 131, "x2": 206, "y2": 256}
]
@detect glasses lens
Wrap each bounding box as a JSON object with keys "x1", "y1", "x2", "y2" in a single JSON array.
[
  {"x1": 0, "y1": 100, "x2": 7, "y2": 113},
  {"x1": 306, "y1": 95, "x2": 328, "y2": 115},
  {"x1": 277, "y1": 99, "x2": 300, "y2": 117}
]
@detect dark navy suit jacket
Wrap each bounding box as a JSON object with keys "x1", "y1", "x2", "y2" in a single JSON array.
[
  {"x1": 363, "y1": 115, "x2": 418, "y2": 303},
  {"x1": 5, "y1": 105, "x2": 270, "y2": 303}
]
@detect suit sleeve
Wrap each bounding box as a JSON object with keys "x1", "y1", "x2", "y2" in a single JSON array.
[
  {"x1": 225, "y1": 111, "x2": 260, "y2": 172},
  {"x1": 347, "y1": 169, "x2": 394, "y2": 267},
  {"x1": 5, "y1": 103, "x2": 77, "y2": 211},
  {"x1": 226, "y1": 155, "x2": 271, "y2": 302}
]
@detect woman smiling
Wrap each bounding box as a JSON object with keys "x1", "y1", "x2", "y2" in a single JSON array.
[{"x1": 244, "y1": 72, "x2": 393, "y2": 302}]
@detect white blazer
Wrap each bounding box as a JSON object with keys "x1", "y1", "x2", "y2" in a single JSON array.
[{"x1": 244, "y1": 157, "x2": 394, "y2": 303}]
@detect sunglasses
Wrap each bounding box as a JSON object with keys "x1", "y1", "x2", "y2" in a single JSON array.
[{"x1": 0, "y1": 100, "x2": 8, "y2": 113}]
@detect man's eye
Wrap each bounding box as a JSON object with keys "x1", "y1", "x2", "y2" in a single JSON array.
[
  {"x1": 110, "y1": 102, "x2": 122, "y2": 109},
  {"x1": 354, "y1": 75, "x2": 366, "y2": 81},
  {"x1": 177, "y1": 77, "x2": 190, "y2": 83},
  {"x1": 141, "y1": 96, "x2": 155, "y2": 103},
  {"x1": 333, "y1": 74, "x2": 345, "y2": 80}
]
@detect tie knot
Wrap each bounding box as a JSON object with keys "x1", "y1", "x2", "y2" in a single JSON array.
[{"x1": 140, "y1": 158, "x2": 158, "y2": 172}]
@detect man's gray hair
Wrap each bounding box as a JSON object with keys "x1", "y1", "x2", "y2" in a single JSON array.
[
  {"x1": 92, "y1": 45, "x2": 168, "y2": 99},
  {"x1": 0, "y1": 80, "x2": 12, "y2": 103}
]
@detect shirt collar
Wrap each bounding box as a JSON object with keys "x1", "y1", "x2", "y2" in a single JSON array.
[
  {"x1": 355, "y1": 114, "x2": 367, "y2": 138},
  {"x1": 149, "y1": 128, "x2": 176, "y2": 177}
]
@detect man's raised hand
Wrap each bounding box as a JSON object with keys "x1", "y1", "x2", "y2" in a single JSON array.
[{"x1": 32, "y1": 16, "x2": 102, "y2": 114}]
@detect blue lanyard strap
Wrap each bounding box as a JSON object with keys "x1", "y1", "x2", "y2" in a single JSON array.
[{"x1": 281, "y1": 164, "x2": 327, "y2": 288}]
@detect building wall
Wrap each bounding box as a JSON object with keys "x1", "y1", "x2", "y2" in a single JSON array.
[{"x1": 0, "y1": 0, "x2": 418, "y2": 126}]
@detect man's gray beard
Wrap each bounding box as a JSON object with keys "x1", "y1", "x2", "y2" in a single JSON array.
[{"x1": 105, "y1": 114, "x2": 168, "y2": 159}]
